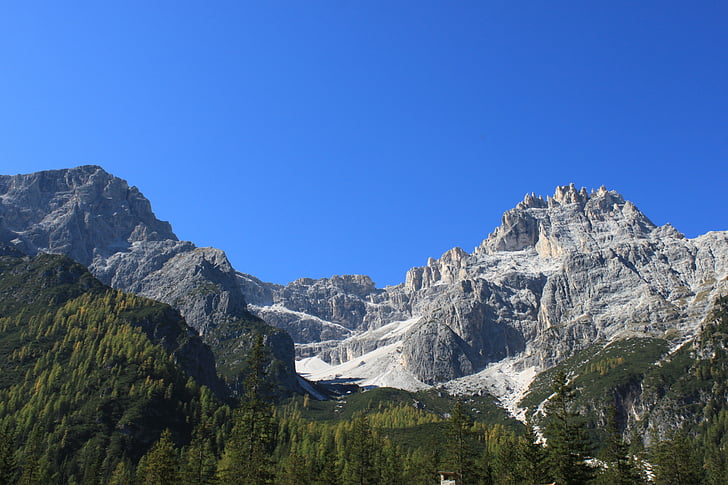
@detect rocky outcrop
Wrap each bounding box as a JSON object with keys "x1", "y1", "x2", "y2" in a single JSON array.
[
  {"x1": 0, "y1": 166, "x2": 301, "y2": 395},
  {"x1": 273, "y1": 275, "x2": 382, "y2": 329},
  {"x1": 92, "y1": 241, "x2": 249, "y2": 336},
  {"x1": 247, "y1": 184, "x2": 728, "y2": 390},
  {"x1": 0, "y1": 165, "x2": 176, "y2": 264}
]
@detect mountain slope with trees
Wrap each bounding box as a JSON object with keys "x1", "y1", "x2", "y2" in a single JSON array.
[{"x1": 0, "y1": 249, "x2": 230, "y2": 483}]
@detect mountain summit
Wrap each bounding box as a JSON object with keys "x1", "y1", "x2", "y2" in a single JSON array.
[
  {"x1": 0, "y1": 165, "x2": 176, "y2": 264},
  {"x1": 249, "y1": 184, "x2": 727, "y2": 402},
  {"x1": 0, "y1": 166, "x2": 300, "y2": 395}
]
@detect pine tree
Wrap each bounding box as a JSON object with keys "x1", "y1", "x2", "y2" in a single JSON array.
[
  {"x1": 513, "y1": 423, "x2": 548, "y2": 485},
  {"x1": 0, "y1": 422, "x2": 19, "y2": 484},
  {"x1": 108, "y1": 459, "x2": 135, "y2": 485},
  {"x1": 341, "y1": 414, "x2": 378, "y2": 485},
  {"x1": 180, "y1": 419, "x2": 218, "y2": 485},
  {"x1": 316, "y1": 431, "x2": 341, "y2": 485},
  {"x1": 443, "y1": 398, "x2": 477, "y2": 485},
  {"x1": 699, "y1": 296, "x2": 728, "y2": 485},
  {"x1": 543, "y1": 370, "x2": 594, "y2": 485},
  {"x1": 136, "y1": 429, "x2": 180, "y2": 485},
  {"x1": 403, "y1": 447, "x2": 439, "y2": 485},
  {"x1": 651, "y1": 431, "x2": 705, "y2": 485},
  {"x1": 217, "y1": 335, "x2": 277, "y2": 485},
  {"x1": 318, "y1": 447, "x2": 341, "y2": 485},
  {"x1": 277, "y1": 451, "x2": 313, "y2": 485},
  {"x1": 378, "y1": 437, "x2": 404, "y2": 485},
  {"x1": 594, "y1": 407, "x2": 643, "y2": 485},
  {"x1": 19, "y1": 424, "x2": 50, "y2": 485}
]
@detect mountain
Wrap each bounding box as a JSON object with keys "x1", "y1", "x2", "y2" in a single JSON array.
[
  {"x1": 0, "y1": 166, "x2": 300, "y2": 395},
  {"x1": 0, "y1": 249, "x2": 228, "y2": 481},
  {"x1": 243, "y1": 184, "x2": 728, "y2": 421},
  {"x1": 4, "y1": 166, "x2": 728, "y2": 439}
]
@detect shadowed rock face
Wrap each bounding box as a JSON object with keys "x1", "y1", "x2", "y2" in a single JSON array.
[
  {"x1": 244, "y1": 184, "x2": 728, "y2": 385},
  {"x1": 0, "y1": 166, "x2": 300, "y2": 395}
]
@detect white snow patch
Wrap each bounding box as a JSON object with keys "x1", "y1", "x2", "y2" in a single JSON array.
[
  {"x1": 363, "y1": 317, "x2": 421, "y2": 340},
  {"x1": 251, "y1": 304, "x2": 354, "y2": 335},
  {"x1": 297, "y1": 340, "x2": 430, "y2": 392},
  {"x1": 443, "y1": 356, "x2": 539, "y2": 423},
  {"x1": 296, "y1": 356, "x2": 333, "y2": 376}
]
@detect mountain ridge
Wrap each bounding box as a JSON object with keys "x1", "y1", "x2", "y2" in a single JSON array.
[
  {"x1": 0, "y1": 165, "x2": 301, "y2": 395},
  {"x1": 244, "y1": 183, "x2": 727, "y2": 403},
  {"x1": 2, "y1": 166, "x2": 727, "y2": 426}
]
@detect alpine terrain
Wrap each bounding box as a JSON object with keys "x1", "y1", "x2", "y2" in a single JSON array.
[
  {"x1": 2, "y1": 166, "x2": 727, "y2": 441},
  {"x1": 243, "y1": 183, "x2": 728, "y2": 430},
  {"x1": 0, "y1": 166, "x2": 299, "y2": 395}
]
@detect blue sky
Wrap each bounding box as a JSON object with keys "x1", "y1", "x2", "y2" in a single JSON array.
[{"x1": 1, "y1": 1, "x2": 726, "y2": 286}]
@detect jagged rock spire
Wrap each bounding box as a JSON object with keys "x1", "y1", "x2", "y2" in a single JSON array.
[{"x1": 478, "y1": 184, "x2": 652, "y2": 256}]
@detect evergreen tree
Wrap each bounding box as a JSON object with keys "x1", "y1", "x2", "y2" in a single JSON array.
[
  {"x1": 443, "y1": 399, "x2": 477, "y2": 485},
  {"x1": 180, "y1": 419, "x2": 218, "y2": 485},
  {"x1": 341, "y1": 414, "x2": 378, "y2": 485},
  {"x1": 217, "y1": 335, "x2": 277, "y2": 485},
  {"x1": 513, "y1": 423, "x2": 548, "y2": 485},
  {"x1": 704, "y1": 429, "x2": 728, "y2": 485},
  {"x1": 594, "y1": 407, "x2": 643, "y2": 485},
  {"x1": 543, "y1": 370, "x2": 594, "y2": 485},
  {"x1": 0, "y1": 422, "x2": 18, "y2": 484},
  {"x1": 136, "y1": 429, "x2": 180, "y2": 485},
  {"x1": 378, "y1": 437, "x2": 404, "y2": 485},
  {"x1": 19, "y1": 424, "x2": 50, "y2": 485},
  {"x1": 108, "y1": 459, "x2": 135, "y2": 485},
  {"x1": 699, "y1": 296, "x2": 728, "y2": 485},
  {"x1": 477, "y1": 445, "x2": 496, "y2": 485},
  {"x1": 317, "y1": 447, "x2": 342, "y2": 485},
  {"x1": 277, "y1": 451, "x2": 313, "y2": 485},
  {"x1": 403, "y1": 447, "x2": 439, "y2": 485},
  {"x1": 314, "y1": 430, "x2": 342, "y2": 485},
  {"x1": 651, "y1": 431, "x2": 705, "y2": 485}
]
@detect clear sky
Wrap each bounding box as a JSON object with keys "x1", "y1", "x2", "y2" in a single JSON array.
[{"x1": 1, "y1": 1, "x2": 726, "y2": 287}]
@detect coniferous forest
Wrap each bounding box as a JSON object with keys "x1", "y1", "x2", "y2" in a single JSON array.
[{"x1": 1, "y1": 250, "x2": 728, "y2": 484}]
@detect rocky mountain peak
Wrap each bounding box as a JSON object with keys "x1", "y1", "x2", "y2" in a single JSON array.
[
  {"x1": 0, "y1": 165, "x2": 177, "y2": 265},
  {"x1": 552, "y1": 182, "x2": 590, "y2": 205},
  {"x1": 1, "y1": 166, "x2": 302, "y2": 395},
  {"x1": 478, "y1": 184, "x2": 654, "y2": 256},
  {"x1": 516, "y1": 192, "x2": 547, "y2": 210},
  {"x1": 405, "y1": 247, "x2": 469, "y2": 292}
]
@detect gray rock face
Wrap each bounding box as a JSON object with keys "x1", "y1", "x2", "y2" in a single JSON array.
[
  {"x1": 0, "y1": 165, "x2": 176, "y2": 264},
  {"x1": 273, "y1": 275, "x2": 382, "y2": 330},
  {"x1": 92, "y1": 241, "x2": 250, "y2": 337},
  {"x1": 247, "y1": 184, "x2": 728, "y2": 388},
  {"x1": 244, "y1": 273, "x2": 411, "y2": 342},
  {"x1": 0, "y1": 166, "x2": 300, "y2": 394}
]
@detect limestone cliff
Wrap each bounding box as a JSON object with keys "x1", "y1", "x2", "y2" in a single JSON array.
[{"x1": 247, "y1": 184, "x2": 728, "y2": 389}]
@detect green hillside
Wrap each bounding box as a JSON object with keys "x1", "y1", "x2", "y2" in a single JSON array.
[{"x1": 0, "y1": 252, "x2": 228, "y2": 483}]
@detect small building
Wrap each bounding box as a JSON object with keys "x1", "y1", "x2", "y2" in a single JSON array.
[{"x1": 438, "y1": 471, "x2": 459, "y2": 485}]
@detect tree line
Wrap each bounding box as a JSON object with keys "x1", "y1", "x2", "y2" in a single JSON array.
[{"x1": 1, "y1": 254, "x2": 727, "y2": 484}]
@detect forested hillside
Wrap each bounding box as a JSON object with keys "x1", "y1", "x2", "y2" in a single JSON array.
[{"x1": 0, "y1": 250, "x2": 231, "y2": 483}]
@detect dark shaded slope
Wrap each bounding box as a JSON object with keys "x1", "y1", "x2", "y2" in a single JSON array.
[{"x1": 0, "y1": 251, "x2": 227, "y2": 481}]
